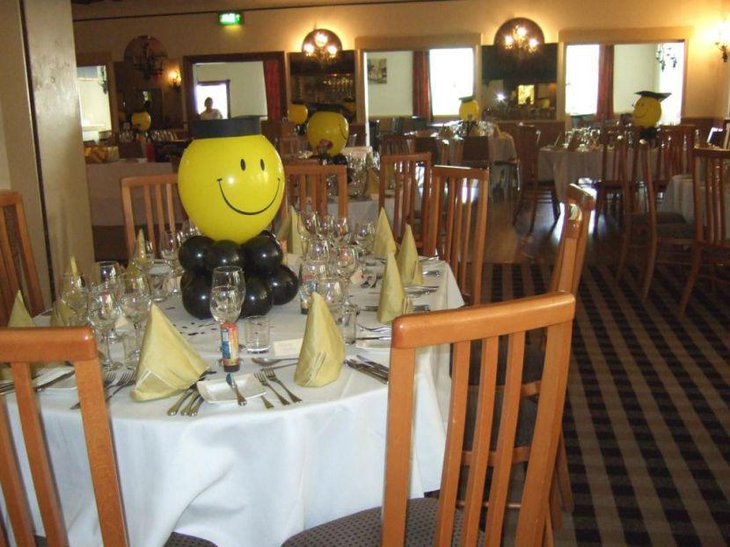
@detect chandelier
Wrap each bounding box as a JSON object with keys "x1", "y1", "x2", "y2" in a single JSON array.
[
  {"x1": 495, "y1": 18, "x2": 544, "y2": 57},
  {"x1": 301, "y1": 29, "x2": 342, "y2": 64},
  {"x1": 124, "y1": 35, "x2": 167, "y2": 80},
  {"x1": 655, "y1": 44, "x2": 678, "y2": 71}
]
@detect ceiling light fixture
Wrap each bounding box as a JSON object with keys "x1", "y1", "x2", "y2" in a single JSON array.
[
  {"x1": 124, "y1": 35, "x2": 167, "y2": 80},
  {"x1": 301, "y1": 28, "x2": 342, "y2": 64},
  {"x1": 495, "y1": 18, "x2": 544, "y2": 57}
]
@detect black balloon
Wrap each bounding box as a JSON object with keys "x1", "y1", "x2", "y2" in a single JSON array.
[
  {"x1": 267, "y1": 265, "x2": 299, "y2": 305},
  {"x1": 331, "y1": 153, "x2": 348, "y2": 165},
  {"x1": 178, "y1": 235, "x2": 214, "y2": 273},
  {"x1": 204, "y1": 239, "x2": 245, "y2": 272},
  {"x1": 241, "y1": 276, "x2": 273, "y2": 317},
  {"x1": 181, "y1": 274, "x2": 212, "y2": 319},
  {"x1": 241, "y1": 234, "x2": 283, "y2": 276}
]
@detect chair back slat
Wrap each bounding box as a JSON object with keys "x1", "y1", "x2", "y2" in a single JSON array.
[
  {"x1": 282, "y1": 163, "x2": 348, "y2": 220},
  {"x1": 384, "y1": 292, "x2": 576, "y2": 546},
  {"x1": 120, "y1": 174, "x2": 183, "y2": 260},
  {"x1": 0, "y1": 191, "x2": 44, "y2": 322},
  {"x1": 0, "y1": 327, "x2": 127, "y2": 546},
  {"x1": 428, "y1": 166, "x2": 489, "y2": 304},
  {"x1": 692, "y1": 147, "x2": 730, "y2": 246},
  {"x1": 379, "y1": 152, "x2": 432, "y2": 244}
]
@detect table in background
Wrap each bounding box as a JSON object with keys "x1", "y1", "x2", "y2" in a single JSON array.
[
  {"x1": 9, "y1": 261, "x2": 463, "y2": 546},
  {"x1": 538, "y1": 146, "x2": 602, "y2": 202},
  {"x1": 660, "y1": 173, "x2": 730, "y2": 237}
]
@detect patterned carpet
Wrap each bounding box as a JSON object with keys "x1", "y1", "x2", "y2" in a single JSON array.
[{"x1": 483, "y1": 264, "x2": 730, "y2": 546}]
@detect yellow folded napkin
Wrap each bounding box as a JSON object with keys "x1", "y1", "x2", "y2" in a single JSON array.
[
  {"x1": 365, "y1": 166, "x2": 380, "y2": 195},
  {"x1": 4, "y1": 292, "x2": 59, "y2": 377},
  {"x1": 377, "y1": 252, "x2": 413, "y2": 324},
  {"x1": 66, "y1": 255, "x2": 79, "y2": 276},
  {"x1": 396, "y1": 224, "x2": 424, "y2": 286},
  {"x1": 294, "y1": 292, "x2": 345, "y2": 387},
  {"x1": 373, "y1": 208, "x2": 397, "y2": 259},
  {"x1": 275, "y1": 206, "x2": 304, "y2": 256},
  {"x1": 127, "y1": 230, "x2": 149, "y2": 275},
  {"x1": 131, "y1": 305, "x2": 209, "y2": 401}
]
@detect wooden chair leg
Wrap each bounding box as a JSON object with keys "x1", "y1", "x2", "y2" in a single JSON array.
[
  {"x1": 543, "y1": 509, "x2": 554, "y2": 547},
  {"x1": 556, "y1": 431, "x2": 573, "y2": 512},
  {"x1": 640, "y1": 235, "x2": 658, "y2": 300},
  {"x1": 551, "y1": 189, "x2": 561, "y2": 222},
  {"x1": 616, "y1": 226, "x2": 632, "y2": 282},
  {"x1": 593, "y1": 186, "x2": 604, "y2": 238},
  {"x1": 678, "y1": 244, "x2": 702, "y2": 318},
  {"x1": 528, "y1": 184, "x2": 539, "y2": 233},
  {"x1": 549, "y1": 469, "x2": 562, "y2": 530}
]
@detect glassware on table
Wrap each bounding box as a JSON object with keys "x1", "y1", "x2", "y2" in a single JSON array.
[
  {"x1": 144, "y1": 259, "x2": 173, "y2": 302},
  {"x1": 313, "y1": 277, "x2": 345, "y2": 310},
  {"x1": 92, "y1": 261, "x2": 124, "y2": 289},
  {"x1": 333, "y1": 303, "x2": 358, "y2": 345},
  {"x1": 298, "y1": 258, "x2": 328, "y2": 314},
  {"x1": 306, "y1": 237, "x2": 330, "y2": 262},
  {"x1": 332, "y1": 243, "x2": 359, "y2": 304},
  {"x1": 316, "y1": 214, "x2": 335, "y2": 241},
  {"x1": 87, "y1": 282, "x2": 123, "y2": 371},
  {"x1": 119, "y1": 272, "x2": 152, "y2": 362},
  {"x1": 210, "y1": 266, "x2": 246, "y2": 368},
  {"x1": 243, "y1": 315, "x2": 271, "y2": 353},
  {"x1": 179, "y1": 219, "x2": 201, "y2": 242},
  {"x1": 353, "y1": 222, "x2": 375, "y2": 256},
  {"x1": 159, "y1": 229, "x2": 184, "y2": 295},
  {"x1": 59, "y1": 272, "x2": 89, "y2": 326},
  {"x1": 333, "y1": 217, "x2": 351, "y2": 244}
]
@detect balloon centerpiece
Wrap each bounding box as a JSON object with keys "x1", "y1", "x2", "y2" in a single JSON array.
[
  {"x1": 306, "y1": 111, "x2": 349, "y2": 163},
  {"x1": 458, "y1": 96, "x2": 480, "y2": 137},
  {"x1": 288, "y1": 102, "x2": 308, "y2": 135},
  {"x1": 632, "y1": 90, "x2": 670, "y2": 140}
]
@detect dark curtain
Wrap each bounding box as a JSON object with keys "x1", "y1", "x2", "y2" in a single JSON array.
[
  {"x1": 596, "y1": 45, "x2": 614, "y2": 122},
  {"x1": 412, "y1": 51, "x2": 432, "y2": 121},
  {"x1": 263, "y1": 59, "x2": 282, "y2": 121}
]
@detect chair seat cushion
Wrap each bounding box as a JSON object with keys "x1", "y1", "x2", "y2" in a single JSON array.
[
  {"x1": 164, "y1": 533, "x2": 216, "y2": 546},
  {"x1": 283, "y1": 497, "x2": 483, "y2": 546}
]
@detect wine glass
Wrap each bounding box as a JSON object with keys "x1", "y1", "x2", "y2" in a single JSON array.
[
  {"x1": 159, "y1": 229, "x2": 183, "y2": 295},
  {"x1": 332, "y1": 243, "x2": 359, "y2": 304},
  {"x1": 333, "y1": 217, "x2": 351, "y2": 244},
  {"x1": 119, "y1": 273, "x2": 152, "y2": 364},
  {"x1": 59, "y1": 273, "x2": 88, "y2": 326},
  {"x1": 87, "y1": 283, "x2": 123, "y2": 371},
  {"x1": 307, "y1": 237, "x2": 330, "y2": 262},
  {"x1": 91, "y1": 261, "x2": 123, "y2": 339},
  {"x1": 210, "y1": 266, "x2": 246, "y2": 364},
  {"x1": 297, "y1": 258, "x2": 328, "y2": 314},
  {"x1": 314, "y1": 277, "x2": 345, "y2": 310},
  {"x1": 354, "y1": 222, "x2": 376, "y2": 255}
]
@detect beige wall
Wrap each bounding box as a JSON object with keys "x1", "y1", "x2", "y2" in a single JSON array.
[{"x1": 73, "y1": 0, "x2": 730, "y2": 118}]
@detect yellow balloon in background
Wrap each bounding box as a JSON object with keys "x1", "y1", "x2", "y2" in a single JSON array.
[
  {"x1": 131, "y1": 111, "x2": 151, "y2": 132},
  {"x1": 178, "y1": 135, "x2": 284, "y2": 244},
  {"x1": 633, "y1": 97, "x2": 662, "y2": 128},
  {"x1": 288, "y1": 103, "x2": 308, "y2": 125},
  {"x1": 306, "y1": 111, "x2": 349, "y2": 155},
  {"x1": 459, "y1": 98, "x2": 480, "y2": 122}
]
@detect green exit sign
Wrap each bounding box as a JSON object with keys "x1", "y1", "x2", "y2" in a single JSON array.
[{"x1": 218, "y1": 12, "x2": 242, "y2": 26}]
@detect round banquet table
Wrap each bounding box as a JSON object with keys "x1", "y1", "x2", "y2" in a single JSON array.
[{"x1": 3, "y1": 260, "x2": 462, "y2": 547}]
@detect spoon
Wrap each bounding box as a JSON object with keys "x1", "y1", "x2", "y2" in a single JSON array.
[{"x1": 251, "y1": 356, "x2": 298, "y2": 366}]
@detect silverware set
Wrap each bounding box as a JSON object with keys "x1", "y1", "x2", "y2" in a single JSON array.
[
  {"x1": 345, "y1": 356, "x2": 389, "y2": 384},
  {"x1": 255, "y1": 368, "x2": 302, "y2": 407},
  {"x1": 70, "y1": 370, "x2": 136, "y2": 410}
]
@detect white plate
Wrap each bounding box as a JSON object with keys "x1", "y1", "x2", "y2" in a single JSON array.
[
  {"x1": 355, "y1": 339, "x2": 391, "y2": 351},
  {"x1": 196, "y1": 373, "x2": 266, "y2": 404}
]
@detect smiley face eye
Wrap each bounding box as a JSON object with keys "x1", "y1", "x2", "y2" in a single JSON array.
[
  {"x1": 240, "y1": 159, "x2": 246, "y2": 171},
  {"x1": 260, "y1": 159, "x2": 265, "y2": 170}
]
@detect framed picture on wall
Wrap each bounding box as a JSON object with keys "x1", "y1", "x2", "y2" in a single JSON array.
[{"x1": 367, "y1": 58, "x2": 387, "y2": 84}]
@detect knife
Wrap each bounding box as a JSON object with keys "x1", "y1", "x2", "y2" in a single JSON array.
[
  {"x1": 359, "y1": 304, "x2": 430, "y2": 313},
  {"x1": 35, "y1": 369, "x2": 76, "y2": 392},
  {"x1": 355, "y1": 355, "x2": 390, "y2": 376},
  {"x1": 346, "y1": 360, "x2": 388, "y2": 384},
  {"x1": 355, "y1": 336, "x2": 392, "y2": 341},
  {"x1": 226, "y1": 373, "x2": 247, "y2": 406}
]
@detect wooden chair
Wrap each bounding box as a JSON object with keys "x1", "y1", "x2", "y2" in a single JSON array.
[
  {"x1": 283, "y1": 292, "x2": 576, "y2": 546},
  {"x1": 0, "y1": 191, "x2": 44, "y2": 325},
  {"x1": 512, "y1": 124, "x2": 559, "y2": 233},
  {"x1": 414, "y1": 136, "x2": 448, "y2": 165},
  {"x1": 616, "y1": 140, "x2": 693, "y2": 297},
  {"x1": 120, "y1": 173, "x2": 184, "y2": 261},
  {"x1": 425, "y1": 166, "x2": 489, "y2": 305},
  {"x1": 379, "y1": 152, "x2": 432, "y2": 244},
  {"x1": 379, "y1": 134, "x2": 415, "y2": 155},
  {"x1": 459, "y1": 135, "x2": 491, "y2": 169},
  {"x1": 592, "y1": 129, "x2": 634, "y2": 237},
  {"x1": 0, "y1": 327, "x2": 213, "y2": 546},
  {"x1": 678, "y1": 146, "x2": 730, "y2": 317},
  {"x1": 654, "y1": 124, "x2": 695, "y2": 195},
  {"x1": 282, "y1": 163, "x2": 348, "y2": 220}
]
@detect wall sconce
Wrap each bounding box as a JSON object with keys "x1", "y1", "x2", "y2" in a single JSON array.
[
  {"x1": 124, "y1": 35, "x2": 167, "y2": 80},
  {"x1": 495, "y1": 18, "x2": 544, "y2": 57},
  {"x1": 301, "y1": 28, "x2": 342, "y2": 64},
  {"x1": 168, "y1": 70, "x2": 182, "y2": 90},
  {"x1": 716, "y1": 18, "x2": 730, "y2": 62}
]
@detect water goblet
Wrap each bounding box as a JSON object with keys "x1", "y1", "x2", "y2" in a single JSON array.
[
  {"x1": 332, "y1": 243, "x2": 359, "y2": 304},
  {"x1": 91, "y1": 261, "x2": 123, "y2": 339},
  {"x1": 306, "y1": 237, "x2": 330, "y2": 262},
  {"x1": 314, "y1": 277, "x2": 345, "y2": 310},
  {"x1": 119, "y1": 272, "x2": 152, "y2": 363},
  {"x1": 210, "y1": 266, "x2": 246, "y2": 367},
  {"x1": 297, "y1": 258, "x2": 328, "y2": 314},
  {"x1": 144, "y1": 259, "x2": 173, "y2": 302},
  {"x1": 333, "y1": 217, "x2": 351, "y2": 244},
  {"x1": 87, "y1": 283, "x2": 123, "y2": 371},
  {"x1": 59, "y1": 273, "x2": 88, "y2": 326},
  {"x1": 159, "y1": 229, "x2": 183, "y2": 295}
]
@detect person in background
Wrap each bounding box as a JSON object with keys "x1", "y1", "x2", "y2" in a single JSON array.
[{"x1": 200, "y1": 97, "x2": 223, "y2": 120}]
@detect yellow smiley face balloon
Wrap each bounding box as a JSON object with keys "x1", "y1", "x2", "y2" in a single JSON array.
[
  {"x1": 178, "y1": 135, "x2": 284, "y2": 244},
  {"x1": 288, "y1": 103, "x2": 308, "y2": 125},
  {"x1": 131, "y1": 111, "x2": 151, "y2": 132},
  {"x1": 459, "y1": 98, "x2": 480, "y2": 122},
  {"x1": 306, "y1": 111, "x2": 349, "y2": 155},
  {"x1": 633, "y1": 97, "x2": 662, "y2": 128}
]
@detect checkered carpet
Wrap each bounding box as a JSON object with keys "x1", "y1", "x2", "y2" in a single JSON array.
[{"x1": 484, "y1": 264, "x2": 730, "y2": 545}]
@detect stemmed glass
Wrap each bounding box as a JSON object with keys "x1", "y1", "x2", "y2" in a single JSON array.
[
  {"x1": 297, "y1": 257, "x2": 328, "y2": 314},
  {"x1": 119, "y1": 273, "x2": 152, "y2": 360},
  {"x1": 332, "y1": 243, "x2": 359, "y2": 304},
  {"x1": 60, "y1": 272, "x2": 88, "y2": 326},
  {"x1": 210, "y1": 266, "x2": 246, "y2": 367},
  {"x1": 91, "y1": 261, "x2": 123, "y2": 339},
  {"x1": 314, "y1": 277, "x2": 345, "y2": 310},
  {"x1": 159, "y1": 229, "x2": 183, "y2": 295},
  {"x1": 87, "y1": 283, "x2": 123, "y2": 371},
  {"x1": 333, "y1": 217, "x2": 351, "y2": 245},
  {"x1": 353, "y1": 222, "x2": 376, "y2": 275}
]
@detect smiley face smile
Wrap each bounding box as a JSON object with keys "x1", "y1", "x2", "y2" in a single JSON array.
[{"x1": 217, "y1": 177, "x2": 281, "y2": 216}]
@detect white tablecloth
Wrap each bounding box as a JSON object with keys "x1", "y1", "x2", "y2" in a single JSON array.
[
  {"x1": 86, "y1": 160, "x2": 174, "y2": 226},
  {"x1": 538, "y1": 146, "x2": 602, "y2": 202},
  {"x1": 660, "y1": 173, "x2": 730, "y2": 237},
  {"x1": 8, "y1": 261, "x2": 463, "y2": 546},
  {"x1": 341, "y1": 146, "x2": 373, "y2": 162}
]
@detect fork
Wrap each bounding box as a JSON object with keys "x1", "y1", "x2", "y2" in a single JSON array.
[
  {"x1": 70, "y1": 371, "x2": 116, "y2": 410},
  {"x1": 104, "y1": 371, "x2": 136, "y2": 402},
  {"x1": 264, "y1": 368, "x2": 302, "y2": 403},
  {"x1": 254, "y1": 372, "x2": 290, "y2": 406}
]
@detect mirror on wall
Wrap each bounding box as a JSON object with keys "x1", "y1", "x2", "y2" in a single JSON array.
[
  {"x1": 114, "y1": 61, "x2": 184, "y2": 130},
  {"x1": 77, "y1": 65, "x2": 112, "y2": 142}
]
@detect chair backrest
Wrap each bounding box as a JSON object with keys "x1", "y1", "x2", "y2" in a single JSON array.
[
  {"x1": 460, "y1": 136, "x2": 491, "y2": 169},
  {"x1": 656, "y1": 124, "x2": 695, "y2": 182},
  {"x1": 426, "y1": 166, "x2": 489, "y2": 304},
  {"x1": 414, "y1": 136, "x2": 447, "y2": 165},
  {"x1": 282, "y1": 163, "x2": 348, "y2": 220},
  {"x1": 0, "y1": 191, "x2": 44, "y2": 324},
  {"x1": 385, "y1": 292, "x2": 576, "y2": 546},
  {"x1": 515, "y1": 125, "x2": 539, "y2": 185},
  {"x1": 0, "y1": 327, "x2": 127, "y2": 546},
  {"x1": 707, "y1": 127, "x2": 725, "y2": 148},
  {"x1": 600, "y1": 132, "x2": 630, "y2": 186},
  {"x1": 548, "y1": 184, "x2": 595, "y2": 295},
  {"x1": 120, "y1": 173, "x2": 184, "y2": 260},
  {"x1": 691, "y1": 146, "x2": 730, "y2": 247},
  {"x1": 380, "y1": 134, "x2": 415, "y2": 155},
  {"x1": 379, "y1": 152, "x2": 432, "y2": 243}
]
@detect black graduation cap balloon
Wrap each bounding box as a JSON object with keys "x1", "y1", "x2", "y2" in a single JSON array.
[{"x1": 633, "y1": 90, "x2": 671, "y2": 129}]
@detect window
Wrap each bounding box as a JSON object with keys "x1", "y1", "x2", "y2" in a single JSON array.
[
  {"x1": 194, "y1": 81, "x2": 230, "y2": 119},
  {"x1": 565, "y1": 45, "x2": 599, "y2": 116},
  {"x1": 429, "y1": 48, "x2": 474, "y2": 116},
  {"x1": 77, "y1": 65, "x2": 112, "y2": 142}
]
